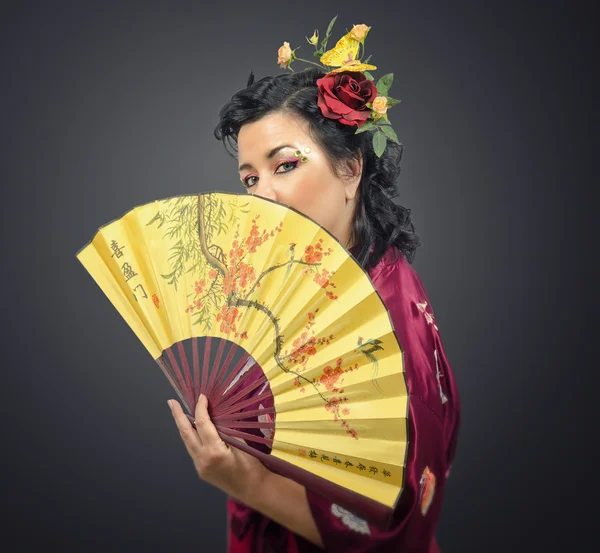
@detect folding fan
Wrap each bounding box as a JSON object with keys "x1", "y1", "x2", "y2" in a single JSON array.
[{"x1": 76, "y1": 192, "x2": 408, "y2": 530}]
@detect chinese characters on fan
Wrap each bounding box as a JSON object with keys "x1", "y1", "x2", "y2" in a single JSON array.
[
  {"x1": 301, "y1": 448, "x2": 393, "y2": 480},
  {"x1": 111, "y1": 239, "x2": 148, "y2": 302}
]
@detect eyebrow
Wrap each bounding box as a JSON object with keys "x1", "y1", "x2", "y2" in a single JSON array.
[{"x1": 238, "y1": 144, "x2": 296, "y2": 172}]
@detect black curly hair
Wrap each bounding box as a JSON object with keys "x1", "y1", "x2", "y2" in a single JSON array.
[{"x1": 213, "y1": 68, "x2": 421, "y2": 270}]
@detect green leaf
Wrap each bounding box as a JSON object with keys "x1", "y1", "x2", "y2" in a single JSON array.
[
  {"x1": 321, "y1": 14, "x2": 338, "y2": 51},
  {"x1": 363, "y1": 55, "x2": 372, "y2": 64},
  {"x1": 373, "y1": 130, "x2": 387, "y2": 157},
  {"x1": 354, "y1": 121, "x2": 379, "y2": 134},
  {"x1": 363, "y1": 70, "x2": 374, "y2": 81},
  {"x1": 386, "y1": 95, "x2": 401, "y2": 106},
  {"x1": 146, "y1": 211, "x2": 163, "y2": 226},
  {"x1": 381, "y1": 125, "x2": 400, "y2": 143},
  {"x1": 376, "y1": 73, "x2": 394, "y2": 97},
  {"x1": 325, "y1": 14, "x2": 338, "y2": 38}
]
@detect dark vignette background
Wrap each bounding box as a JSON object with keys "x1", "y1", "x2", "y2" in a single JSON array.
[{"x1": 1, "y1": 1, "x2": 595, "y2": 552}]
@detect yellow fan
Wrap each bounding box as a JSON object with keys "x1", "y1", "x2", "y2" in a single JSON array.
[
  {"x1": 320, "y1": 30, "x2": 377, "y2": 74},
  {"x1": 76, "y1": 192, "x2": 408, "y2": 529}
]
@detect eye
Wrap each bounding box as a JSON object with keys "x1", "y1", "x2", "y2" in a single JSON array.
[
  {"x1": 242, "y1": 175, "x2": 258, "y2": 189},
  {"x1": 276, "y1": 160, "x2": 299, "y2": 173},
  {"x1": 241, "y1": 159, "x2": 300, "y2": 189}
]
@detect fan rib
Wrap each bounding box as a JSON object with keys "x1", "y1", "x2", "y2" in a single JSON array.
[
  {"x1": 192, "y1": 338, "x2": 200, "y2": 401},
  {"x1": 176, "y1": 342, "x2": 194, "y2": 397},
  {"x1": 214, "y1": 390, "x2": 273, "y2": 417},
  {"x1": 216, "y1": 421, "x2": 275, "y2": 430},
  {"x1": 155, "y1": 357, "x2": 193, "y2": 414},
  {"x1": 212, "y1": 354, "x2": 254, "y2": 405},
  {"x1": 206, "y1": 338, "x2": 227, "y2": 399},
  {"x1": 214, "y1": 424, "x2": 271, "y2": 446},
  {"x1": 202, "y1": 336, "x2": 211, "y2": 395},
  {"x1": 207, "y1": 339, "x2": 236, "y2": 401},
  {"x1": 165, "y1": 348, "x2": 194, "y2": 410},
  {"x1": 216, "y1": 373, "x2": 267, "y2": 414},
  {"x1": 212, "y1": 406, "x2": 275, "y2": 422}
]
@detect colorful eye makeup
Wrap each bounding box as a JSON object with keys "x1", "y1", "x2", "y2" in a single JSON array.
[
  {"x1": 240, "y1": 146, "x2": 312, "y2": 189},
  {"x1": 295, "y1": 146, "x2": 311, "y2": 163}
]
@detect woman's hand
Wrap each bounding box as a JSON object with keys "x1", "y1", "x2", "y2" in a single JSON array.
[{"x1": 168, "y1": 394, "x2": 270, "y2": 502}]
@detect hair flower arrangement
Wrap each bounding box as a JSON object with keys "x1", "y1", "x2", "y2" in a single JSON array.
[{"x1": 276, "y1": 15, "x2": 401, "y2": 158}]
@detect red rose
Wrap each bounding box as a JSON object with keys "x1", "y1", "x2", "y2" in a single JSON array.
[{"x1": 316, "y1": 71, "x2": 378, "y2": 127}]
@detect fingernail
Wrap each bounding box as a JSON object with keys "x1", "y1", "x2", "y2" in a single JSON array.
[{"x1": 167, "y1": 400, "x2": 173, "y2": 410}]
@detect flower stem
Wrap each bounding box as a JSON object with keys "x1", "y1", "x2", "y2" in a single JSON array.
[{"x1": 294, "y1": 57, "x2": 326, "y2": 69}]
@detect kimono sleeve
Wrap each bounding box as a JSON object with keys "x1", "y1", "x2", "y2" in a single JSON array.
[{"x1": 303, "y1": 397, "x2": 446, "y2": 553}]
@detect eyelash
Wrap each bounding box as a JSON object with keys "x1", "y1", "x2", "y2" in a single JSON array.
[{"x1": 242, "y1": 159, "x2": 300, "y2": 189}]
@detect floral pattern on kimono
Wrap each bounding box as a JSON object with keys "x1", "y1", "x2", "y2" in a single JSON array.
[{"x1": 330, "y1": 504, "x2": 371, "y2": 535}]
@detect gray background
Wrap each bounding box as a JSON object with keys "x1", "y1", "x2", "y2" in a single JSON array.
[{"x1": 1, "y1": 1, "x2": 594, "y2": 552}]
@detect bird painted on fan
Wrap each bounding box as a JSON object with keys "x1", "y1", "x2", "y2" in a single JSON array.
[{"x1": 355, "y1": 336, "x2": 385, "y2": 392}]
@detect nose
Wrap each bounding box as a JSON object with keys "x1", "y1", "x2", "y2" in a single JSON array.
[{"x1": 253, "y1": 176, "x2": 277, "y2": 202}]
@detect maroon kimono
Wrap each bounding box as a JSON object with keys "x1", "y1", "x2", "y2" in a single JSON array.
[{"x1": 227, "y1": 244, "x2": 461, "y2": 552}]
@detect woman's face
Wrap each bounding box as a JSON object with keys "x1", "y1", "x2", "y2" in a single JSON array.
[{"x1": 236, "y1": 111, "x2": 362, "y2": 248}]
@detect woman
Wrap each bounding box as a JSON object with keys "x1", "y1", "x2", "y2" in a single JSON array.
[{"x1": 167, "y1": 66, "x2": 461, "y2": 552}]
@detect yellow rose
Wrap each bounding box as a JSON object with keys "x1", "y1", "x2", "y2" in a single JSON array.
[
  {"x1": 277, "y1": 41, "x2": 294, "y2": 69},
  {"x1": 306, "y1": 30, "x2": 319, "y2": 46},
  {"x1": 350, "y1": 24, "x2": 370, "y2": 42},
  {"x1": 372, "y1": 96, "x2": 388, "y2": 115}
]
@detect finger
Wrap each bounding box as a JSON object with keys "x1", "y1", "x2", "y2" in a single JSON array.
[
  {"x1": 194, "y1": 394, "x2": 227, "y2": 449},
  {"x1": 169, "y1": 399, "x2": 203, "y2": 451}
]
